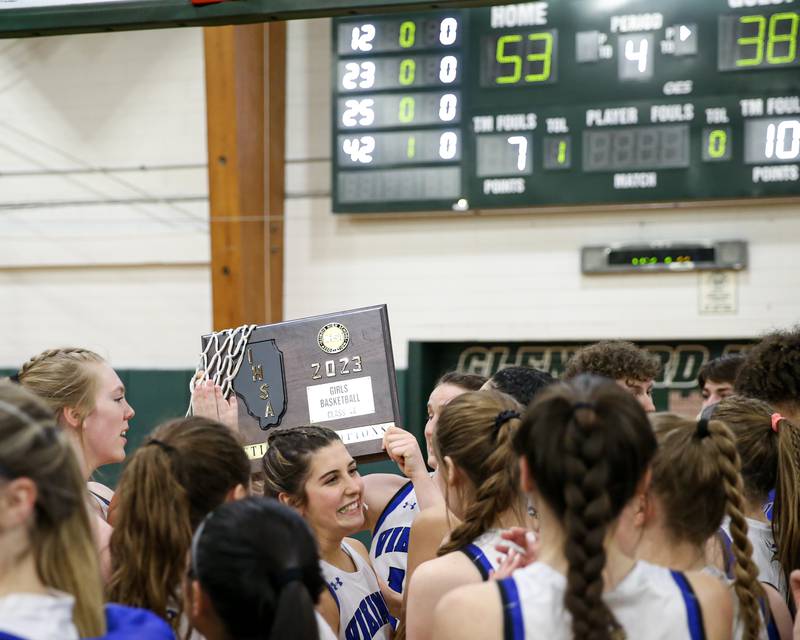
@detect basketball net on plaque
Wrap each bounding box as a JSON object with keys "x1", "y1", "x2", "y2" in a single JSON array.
[
  {"x1": 189, "y1": 324, "x2": 257, "y2": 401},
  {"x1": 189, "y1": 305, "x2": 401, "y2": 468}
]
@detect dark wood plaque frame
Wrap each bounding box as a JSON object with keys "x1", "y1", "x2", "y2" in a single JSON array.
[{"x1": 200, "y1": 304, "x2": 399, "y2": 466}]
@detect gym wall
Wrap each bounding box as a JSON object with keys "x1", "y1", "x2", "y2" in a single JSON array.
[{"x1": 0, "y1": 19, "x2": 797, "y2": 465}]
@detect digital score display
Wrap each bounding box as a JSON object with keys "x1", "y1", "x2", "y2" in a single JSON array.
[
  {"x1": 332, "y1": 2, "x2": 800, "y2": 213},
  {"x1": 582, "y1": 241, "x2": 748, "y2": 273}
]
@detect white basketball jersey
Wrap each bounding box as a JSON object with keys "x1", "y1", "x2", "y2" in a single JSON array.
[
  {"x1": 722, "y1": 517, "x2": 787, "y2": 600},
  {"x1": 369, "y1": 480, "x2": 418, "y2": 595},
  {"x1": 320, "y1": 542, "x2": 392, "y2": 640},
  {"x1": 497, "y1": 561, "x2": 707, "y2": 640},
  {"x1": 458, "y1": 529, "x2": 515, "y2": 580},
  {"x1": 702, "y1": 565, "x2": 779, "y2": 640}
]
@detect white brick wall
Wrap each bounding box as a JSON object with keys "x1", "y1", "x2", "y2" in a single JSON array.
[
  {"x1": 0, "y1": 19, "x2": 797, "y2": 373},
  {"x1": 0, "y1": 28, "x2": 211, "y2": 369}
]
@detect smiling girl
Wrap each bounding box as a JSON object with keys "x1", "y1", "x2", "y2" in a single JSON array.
[{"x1": 262, "y1": 426, "x2": 392, "y2": 640}]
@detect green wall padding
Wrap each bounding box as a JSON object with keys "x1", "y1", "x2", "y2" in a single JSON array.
[
  {"x1": 1, "y1": 368, "x2": 412, "y2": 493},
  {"x1": 1, "y1": 366, "x2": 412, "y2": 547}
]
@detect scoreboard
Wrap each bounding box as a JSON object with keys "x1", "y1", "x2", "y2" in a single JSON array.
[{"x1": 331, "y1": 1, "x2": 800, "y2": 213}]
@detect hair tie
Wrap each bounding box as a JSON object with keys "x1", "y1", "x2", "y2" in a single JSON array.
[
  {"x1": 273, "y1": 567, "x2": 305, "y2": 590},
  {"x1": 145, "y1": 438, "x2": 176, "y2": 454},
  {"x1": 570, "y1": 401, "x2": 596, "y2": 415},
  {"x1": 696, "y1": 418, "x2": 710, "y2": 439},
  {"x1": 771, "y1": 412, "x2": 783, "y2": 433},
  {"x1": 7, "y1": 372, "x2": 20, "y2": 384},
  {"x1": 493, "y1": 410, "x2": 520, "y2": 437}
]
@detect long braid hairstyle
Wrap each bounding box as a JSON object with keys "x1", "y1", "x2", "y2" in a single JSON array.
[
  {"x1": 714, "y1": 395, "x2": 800, "y2": 602},
  {"x1": 261, "y1": 425, "x2": 342, "y2": 503},
  {"x1": 513, "y1": 374, "x2": 657, "y2": 640},
  {"x1": 16, "y1": 347, "x2": 105, "y2": 423},
  {"x1": 650, "y1": 413, "x2": 765, "y2": 639},
  {"x1": 434, "y1": 390, "x2": 525, "y2": 556}
]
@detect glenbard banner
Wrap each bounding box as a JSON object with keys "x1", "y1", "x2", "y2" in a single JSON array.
[{"x1": 404, "y1": 339, "x2": 751, "y2": 436}]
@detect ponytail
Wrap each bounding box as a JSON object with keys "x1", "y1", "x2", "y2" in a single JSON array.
[
  {"x1": 650, "y1": 413, "x2": 766, "y2": 637},
  {"x1": 190, "y1": 497, "x2": 324, "y2": 640},
  {"x1": 267, "y1": 581, "x2": 319, "y2": 640},
  {"x1": 514, "y1": 375, "x2": 657, "y2": 640},
  {"x1": 773, "y1": 415, "x2": 800, "y2": 598},
  {"x1": 433, "y1": 391, "x2": 524, "y2": 557},
  {"x1": 715, "y1": 396, "x2": 800, "y2": 600},
  {"x1": 34, "y1": 504, "x2": 107, "y2": 637},
  {"x1": 707, "y1": 419, "x2": 765, "y2": 639},
  {"x1": 108, "y1": 442, "x2": 192, "y2": 624},
  {"x1": 108, "y1": 417, "x2": 250, "y2": 631},
  {"x1": 0, "y1": 382, "x2": 106, "y2": 637}
]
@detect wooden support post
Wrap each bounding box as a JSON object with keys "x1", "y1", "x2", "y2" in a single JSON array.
[
  {"x1": 204, "y1": 22, "x2": 285, "y2": 331},
  {"x1": 264, "y1": 22, "x2": 286, "y2": 324}
]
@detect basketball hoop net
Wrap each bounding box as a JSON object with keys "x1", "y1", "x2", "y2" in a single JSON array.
[{"x1": 187, "y1": 324, "x2": 256, "y2": 415}]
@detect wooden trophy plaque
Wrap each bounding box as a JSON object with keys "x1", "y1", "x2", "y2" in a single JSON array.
[{"x1": 200, "y1": 305, "x2": 400, "y2": 467}]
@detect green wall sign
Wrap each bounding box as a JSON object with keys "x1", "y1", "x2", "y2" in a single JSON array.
[{"x1": 404, "y1": 339, "x2": 752, "y2": 438}]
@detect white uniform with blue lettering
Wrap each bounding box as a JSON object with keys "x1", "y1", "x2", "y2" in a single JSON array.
[
  {"x1": 321, "y1": 542, "x2": 392, "y2": 640},
  {"x1": 496, "y1": 561, "x2": 709, "y2": 640},
  {"x1": 369, "y1": 480, "x2": 418, "y2": 595},
  {"x1": 459, "y1": 528, "x2": 513, "y2": 580}
]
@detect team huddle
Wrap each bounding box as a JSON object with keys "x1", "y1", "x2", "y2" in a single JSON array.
[{"x1": 1, "y1": 329, "x2": 800, "y2": 640}]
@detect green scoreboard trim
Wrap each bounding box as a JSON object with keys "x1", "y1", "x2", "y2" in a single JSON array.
[
  {"x1": 331, "y1": 1, "x2": 800, "y2": 214},
  {"x1": 0, "y1": 0, "x2": 500, "y2": 39}
]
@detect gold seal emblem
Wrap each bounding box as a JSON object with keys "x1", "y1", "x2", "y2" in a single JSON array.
[{"x1": 317, "y1": 322, "x2": 350, "y2": 354}]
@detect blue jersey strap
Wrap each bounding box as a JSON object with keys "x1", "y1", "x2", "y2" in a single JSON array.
[
  {"x1": 759, "y1": 596, "x2": 780, "y2": 640},
  {"x1": 766, "y1": 617, "x2": 780, "y2": 640},
  {"x1": 0, "y1": 633, "x2": 26, "y2": 640},
  {"x1": 764, "y1": 489, "x2": 774, "y2": 522},
  {"x1": 496, "y1": 578, "x2": 525, "y2": 640},
  {"x1": 326, "y1": 583, "x2": 341, "y2": 612},
  {"x1": 460, "y1": 543, "x2": 493, "y2": 581},
  {"x1": 372, "y1": 480, "x2": 414, "y2": 536},
  {"x1": 716, "y1": 528, "x2": 735, "y2": 579},
  {"x1": 670, "y1": 570, "x2": 706, "y2": 640}
]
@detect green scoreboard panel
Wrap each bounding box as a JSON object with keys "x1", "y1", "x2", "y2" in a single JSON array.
[{"x1": 331, "y1": 1, "x2": 800, "y2": 213}]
